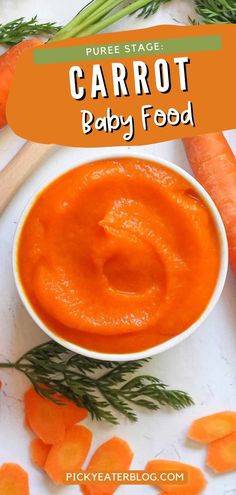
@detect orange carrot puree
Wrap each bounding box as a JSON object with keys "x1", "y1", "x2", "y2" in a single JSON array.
[{"x1": 17, "y1": 157, "x2": 220, "y2": 354}]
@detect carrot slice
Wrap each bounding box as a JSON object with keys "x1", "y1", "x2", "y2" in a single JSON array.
[
  {"x1": 183, "y1": 132, "x2": 236, "y2": 275},
  {"x1": 206, "y1": 431, "x2": 236, "y2": 473},
  {"x1": 146, "y1": 460, "x2": 207, "y2": 494},
  {"x1": 188, "y1": 411, "x2": 236, "y2": 444},
  {"x1": 45, "y1": 425, "x2": 92, "y2": 484},
  {"x1": 30, "y1": 438, "x2": 51, "y2": 469},
  {"x1": 81, "y1": 437, "x2": 133, "y2": 495},
  {"x1": 0, "y1": 463, "x2": 29, "y2": 495},
  {"x1": 24, "y1": 387, "x2": 65, "y2": 444},
  {"x1": 56, "y1": 396, "x2": 88, "y2": 427}
]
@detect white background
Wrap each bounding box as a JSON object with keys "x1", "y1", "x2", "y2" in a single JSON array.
[{"x1": 0, "y1": 1, "x2": 236, "y2": 494}]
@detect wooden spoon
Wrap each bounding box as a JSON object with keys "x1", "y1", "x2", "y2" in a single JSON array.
[{"x1": 0, "y1": 141, "x2": 55, "y2": 214}]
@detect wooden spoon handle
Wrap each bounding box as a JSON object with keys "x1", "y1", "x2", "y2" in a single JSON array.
[{"x1": 0, "y1": 141, "x2": 55, "y2": 214}]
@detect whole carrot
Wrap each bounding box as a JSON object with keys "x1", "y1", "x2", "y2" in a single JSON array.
[
  {"x1": 183, "y1": 132, "x2": 236, "y2": 275},
  {"x1": 0, "y1": 38, "x2": 42, "y2": 129}
]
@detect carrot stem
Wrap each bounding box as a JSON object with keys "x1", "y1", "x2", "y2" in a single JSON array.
[
  {"x1": 0, "y1": 362, "x2": 15, "y2": 368},
  {"x1": 51, "y1": 0, "x2": 152, "y2": 41},
  {"x1": 77, "y1": 0, "x2": 152, "y2": 36},
  {"x1": 72, "y1": 0, "x2": 125, "y2": 36},
  {"x1": 51, "y1": 0, "x2": 110, "y2": 41}
]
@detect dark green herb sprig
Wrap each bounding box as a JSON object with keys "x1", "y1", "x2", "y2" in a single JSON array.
[
  {"x1": 135, "y1": 0, "x2": 171, "y2": 19},
  {"x1": 0, "y1": 340, "x2": 193, "y2": 424},
  {"x1": 0, "y1": 16, "x2": 61, "y2": 45},
  {"x1": 194, "y1": 0, "x2": 236, "y2": 24}
]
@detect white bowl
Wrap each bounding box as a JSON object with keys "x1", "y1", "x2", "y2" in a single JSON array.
[{"x1": 13, "y1": 152, "x2": 228, "y2": 362}]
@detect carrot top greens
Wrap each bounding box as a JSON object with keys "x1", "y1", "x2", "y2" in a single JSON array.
[
  {"x1": 0, "y1": 16, "x2": 61, "y2": 45},
  {"x1": 0, "y1": 341, "x2": 193, "y2": 424},
  {"x1": 1, "y1": 0, "x2": 235, "y2": 46},
  {"x1": 195, "y1": 0, "x2": 236, "y2": 24}
]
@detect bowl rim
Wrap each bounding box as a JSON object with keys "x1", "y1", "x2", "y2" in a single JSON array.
[{"x1": 12, "y1": 151, "x2": 228, "y2": 361}]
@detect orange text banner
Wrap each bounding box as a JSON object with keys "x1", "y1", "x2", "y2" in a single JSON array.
[{"x1": 7, "y1": 24, "x2": 236, "y2": 147}]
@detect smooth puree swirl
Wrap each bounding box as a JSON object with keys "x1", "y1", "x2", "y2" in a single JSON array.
[{"x1": 17, "y1": 158, "x2": 220, "y2": 353}]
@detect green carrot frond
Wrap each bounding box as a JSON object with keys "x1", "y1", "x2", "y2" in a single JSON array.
[
  {"x1": 0, "y1": 340, "x2": 193, "y2": 424},
  {"x1": 0, "y1": 16, "x2": 61, "y2": 45}
]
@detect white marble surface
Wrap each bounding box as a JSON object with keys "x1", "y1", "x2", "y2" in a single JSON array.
[{"x1": 0, "y1": 1, "x2": 236, "y2": 494}]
